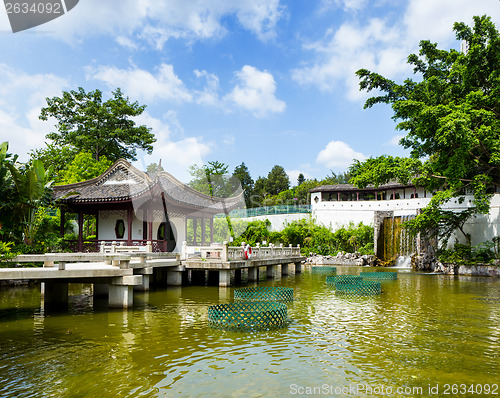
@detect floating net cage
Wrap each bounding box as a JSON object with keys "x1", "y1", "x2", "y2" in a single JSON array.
[
  {"x1": 335, "y1": 280, "x2": 382, "y2": 296},
  {"x1": 234, "y1": 286, "x2": 294, "y2": 302},
  {"x1": 360, "y1": 272, "x2": 398, "y2": 280},
  {"x1": 208, "y1": 301, "x2": 289, "y2": 331},
  {"x1": 311, "y1": 266, "x2": 337, "y2": 275},
  {"x1": 325, "y1": 275, "x2": 363, "y2": 285}
]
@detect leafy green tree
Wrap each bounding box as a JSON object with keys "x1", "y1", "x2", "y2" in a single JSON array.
[
  {"x1": 7, "y1": 159, "x2": 54, "y2": 246},
  {"x1": 349, "y1": 156, "x2": 422, "y2": 188},
  {"x1": 29, "y1": 143, "x2": 77, "y2": 184},
  {"x1": 233, "y1": 162, "x2": 254, "y2": 208},
  {"x1": 60, "y1": 152, "x2": 112, "y2": 184},
  {"x1": 297, "y1": 173, "x2": 305, "y2": 186},
  {"x1": 40, "y1": 87, "x2": 156, "y2": 162},
  {"x1": 354, "y1": 15, "x2": 500, "y2": 244},
  {"x1": 294, "y1": 179, "x2": 321, "y2": 204},
  {"x1": 251, "y1": 176, "x2": 268, "y2": 207},
  {"x1": 320, "y1": 170, "x2": 351, "y2": 185},
  {"x1": 188, "y1": 161, "x2": 237, "y2": 197},
  {"x1": 267, "y1": 165, "x2": 290, "y2": 195},
  {"x1": 0, "y1": 142, "x2": 16, "y2": 240}
]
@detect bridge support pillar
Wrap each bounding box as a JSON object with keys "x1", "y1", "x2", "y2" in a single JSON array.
[
  {"x1": 234, "y1": 269, "x2": 242, "y2": 285},
  {"x1": 248, "y1": 266, "x2": 259, "y2": 282},
  {"x1": 266, "y1": 264, "x2": 278, "y2": 279},
  {"x1": 281, "y1": 263, "x2": 289, "y2": 276},
  {"x1": 219, "y1": 270, "x2": 231, "y2": 287},
  {"x1": 134, "y1": 267, "x2": 152, "y2": 291},
  {"x1": 152, "y1": 268, "x2": 168, "y2": 286},
  {"x1": 93, "y1": 283, "x2": 109, "y2": 297},
  {"x1": 207, "y1": 270, "x2": 219, "y2": 285},
  {"x1": 167, "y1": 270, "x2": 184, "y2": 286},
  {"x1": 42, "y1": 282, "x2": 68, "y2": 309},
  {"x1": 108, "y1": 285, "x2": 133, "y2": 308},
  {"x1": 294, "y1": 262, "x2": 302, "y2": 273},
  {"x1": 191, "y1": 270, "x2": 206, "y2": 285},
  {"x1": 134, "y1": 275, "x2": 150, "y2": 291}
]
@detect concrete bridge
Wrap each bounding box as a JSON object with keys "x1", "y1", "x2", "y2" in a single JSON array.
[{"x1": 0, "y1": 242, "x2": 304, "y2": 308}]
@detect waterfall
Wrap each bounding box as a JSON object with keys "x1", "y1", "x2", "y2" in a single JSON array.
[
  {"x1": 381, "y1": 215, "x2": 416, "y2": 264},
  {"x1": 393, "y1": 255, "x2": 412, "y2": 269}
]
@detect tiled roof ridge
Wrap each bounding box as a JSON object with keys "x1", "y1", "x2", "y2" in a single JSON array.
[
  {"x1": 155, "y1": 170, "x2": 244, "y2": 203},
  {"x1": 53, "y1": 158, "x2": 151, "y2": 191}
]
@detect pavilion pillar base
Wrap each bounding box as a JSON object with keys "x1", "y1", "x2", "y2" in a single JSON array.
[
  {"x1": 248, "y1": 266, "x2": 259, "y2": 282},
  {"x1": 295, "y1": 262, "x2": 302, "y2": 273}
]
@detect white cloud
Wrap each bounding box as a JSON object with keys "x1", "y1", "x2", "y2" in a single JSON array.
[
  {"x1": 386, "y1": 134, "x2": 405, "y2": 146},
  {"x1": 292, "y1": 18, "x2": 408, "y2": 101},
  {"x1": 138, "y1": 137, "x2": 212, "y2": 183},
  {"x1": 87, "y1": 63, "x2": 285, "y2": 117},
  {"x1": 194, "y1": 70, "x2": 220, "y2": 106},
  {"x1": 225, "y1": 65, "x2": 286, "y2": 117},
  {"x1": 32, "y1": 0, "x2": 284, "y2": 48},
  {"x1": 404, "y1": 0, "x2": 500, "y2": 46},
  {"x1": 293, "y1": 0, "x2": 500, "y2": 102},
  {"x1": 320, "y1": 0, "x2": 370, "y2": 12},
  {"x1": 131, "y1": 110, "x2": 211, "y2": 182},
  {"x1": 287, "y1": 169, "x2": 314, "y2": 185},
  {"x1": 86, "y1": 64, "x2": 193, "y2": 103},
  {"x1": 316, "y1": 140, "x2": 367, "y2": 169},
  {"x1": 0, "y1": 64, "x2": 68, "y2": 161}
]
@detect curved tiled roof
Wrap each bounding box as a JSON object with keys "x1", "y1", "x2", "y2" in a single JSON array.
[{"x1": 53, "y1": 159, "x2": 245, "y2": 212}]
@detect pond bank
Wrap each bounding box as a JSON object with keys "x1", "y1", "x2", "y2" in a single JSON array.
[
  {"x1": 413, "y1": 255, "x2": 500, "y2": 276},
  {"x1": 308, "y1": 253, "x2": 500, "y2": 276},
  {"x1": 305, "y1": 253, "x2": 377, "y2": 266}
]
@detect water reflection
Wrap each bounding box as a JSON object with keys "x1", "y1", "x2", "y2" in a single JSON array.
[{"x1": 0, "y1": 269, "x2": 499, "y2": 397}]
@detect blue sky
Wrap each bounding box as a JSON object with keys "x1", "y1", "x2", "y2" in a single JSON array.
[{"x1": 0, "y1": 0, "x2": 499, "y2": 184}]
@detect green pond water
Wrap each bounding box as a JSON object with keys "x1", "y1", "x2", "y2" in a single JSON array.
[{"x1": 0, "y1": 268, "x2": 499, "y2": 398}]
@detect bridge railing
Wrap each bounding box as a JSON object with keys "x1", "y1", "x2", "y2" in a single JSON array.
[{"x1": 181, "y1": 241, "x2": 301, "y2": 261}]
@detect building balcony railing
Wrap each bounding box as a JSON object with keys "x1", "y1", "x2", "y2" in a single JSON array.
[{"x1": 215, "y1": 205, "x2": 311, "y2": 219}]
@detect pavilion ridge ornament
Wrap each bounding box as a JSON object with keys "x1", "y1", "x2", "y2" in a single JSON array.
[
  {"x1": 234, "y1": 287, "x2": 293, "y2": 302},
  {"x1": 4, "y1": 0, "x2": 79, "y2": 33},
  {"x1": 208, "y1": 301, "x2": 288, "y2": 331}
]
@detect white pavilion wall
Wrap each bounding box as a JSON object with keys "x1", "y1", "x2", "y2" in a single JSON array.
[{"x1": 97, "y1": 211, "x2": 143, "y2": 240}]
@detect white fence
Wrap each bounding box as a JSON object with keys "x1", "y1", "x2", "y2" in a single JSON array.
[{"x1": 181, "y1": 241, "x2": 301, "y2": 261}]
